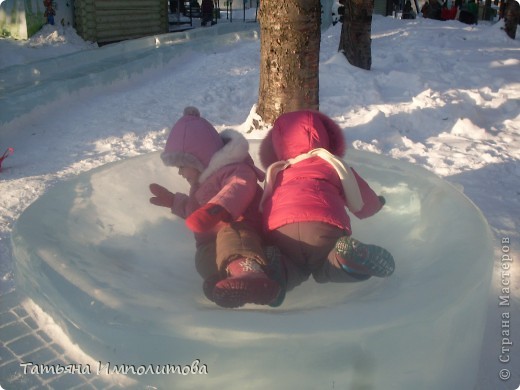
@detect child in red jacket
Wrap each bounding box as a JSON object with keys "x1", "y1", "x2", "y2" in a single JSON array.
[{"x1": 259, "y1": 110, "x2": 395, "y2": 292}]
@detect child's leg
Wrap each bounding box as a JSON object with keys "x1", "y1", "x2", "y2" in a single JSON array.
[
  {"x1": 195, "y1": 243, "x2": 221, "y2": 303},
  {"x1": 195, "y1": 243, "x2": 218, "y2": 280},
  {"x1": 212, "y1": 221, "x2": 282, "y2": 308},
  {"x1": 273, "y1": 222, "x2": 368, "y2": 284},
  {"x1": 215, "y1": 221, "x2": 267, "y2": 272},
  {"x1": 271, "y1": 222, "x2": 384, "y2": 284},
  {"x1": 268, "y1": 223, "x2": 318, "y2": 291}
]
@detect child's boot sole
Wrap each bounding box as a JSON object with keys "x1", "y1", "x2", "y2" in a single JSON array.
[
  {"x1": 213, "y1": 277, "x2": 281, "y2": 308},
  {"x1": 336, "y1": 237, "x2": 395, "y2": 278}
]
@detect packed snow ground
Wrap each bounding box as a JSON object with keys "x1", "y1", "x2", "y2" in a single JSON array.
[{"x1": 0, "y1": 13, "x2": 519, "y2": 390}]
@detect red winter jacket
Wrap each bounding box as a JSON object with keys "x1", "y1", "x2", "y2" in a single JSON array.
[{"x1": 259, "y1": 110, "x2": 383, "y2": 235}]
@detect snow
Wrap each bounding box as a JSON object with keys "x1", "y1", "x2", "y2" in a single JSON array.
[
  {"x1": 0, "y1": 25, "x2": 98, "y2": 69},
  {"x1": 1, "y1": 11, "x2": 519, "y2": 390}
]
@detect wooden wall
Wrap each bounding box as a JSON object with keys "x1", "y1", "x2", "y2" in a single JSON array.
[{"x1": 75, "y1": 0, "x2": 168, "y2": 44}]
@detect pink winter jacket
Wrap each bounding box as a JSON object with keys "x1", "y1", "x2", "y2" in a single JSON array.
[
  {"x1": 171, "y1": 160, "x2": 264, "y2": 247},
  {"x1": 259, "y1": 110, "x2": 383, "y2": 235},
  {"x1": 161, "y1": 108, "x2": 264, "y2": 247}
]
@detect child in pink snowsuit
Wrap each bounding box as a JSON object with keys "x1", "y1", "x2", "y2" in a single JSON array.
[
  {"x1": 149, "y1": 107, "x2": 281, "y2": 308},
  {"x1": 259, "y1": 110, "x2": 395, "y2": 292}
]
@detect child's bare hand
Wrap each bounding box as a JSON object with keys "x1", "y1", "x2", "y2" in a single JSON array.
[{"x1": 149, "y1": 183, "x2": 175, "y2": 208}]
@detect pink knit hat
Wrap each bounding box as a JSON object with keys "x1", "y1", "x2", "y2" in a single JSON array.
[{"x1": 161, "y1": 107, "x2": 224, "y2": 171}]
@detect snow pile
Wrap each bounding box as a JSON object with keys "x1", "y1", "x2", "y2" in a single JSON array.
[
  {"x1": 0, "y1": 24, "x2": 97, "y2": 69},
  {"x1": 27, "y1": 24, "x2": 97, "y2": 49}
]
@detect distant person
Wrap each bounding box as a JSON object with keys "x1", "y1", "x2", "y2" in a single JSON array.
[
  {"x1": 425, "y1": 0, "x2": 443, "y2": 19},
  {"x1": 421, "y1": 0, "x2": 431, "y2": 17},
  {"x1": 499, "y1": 0, "x2": 506, "y2": 19},
  {"x1": 170, "y1": 0, "x2": 185, "y2": 14},
  {"x1": 43, "y1": 0, "x2": 56, "y2": 25},
  {"x1": 393, "y1": 0, "x2": 401, "y2": 18},
  {"x1": 504, "y1": 0, "x2": 520, "y2": 38},
  {"x1": 258, "y1": 110, "x2": 395, "y2": 294},
  {"x1": 402, "y1": 0, "x2": 416, "y2": 19},
  {"x1": 459, "y1": 0, "x2": 478, "y2": 24},
  {"x1": 201, "y1": 0, "x2": 215, "y2": 26},
  {"x1": 149, "y1": 107, "x2": 282, "y2": 308},
  {"x1": 440, "y1": 0, "x2": 458, "y2": 19}
]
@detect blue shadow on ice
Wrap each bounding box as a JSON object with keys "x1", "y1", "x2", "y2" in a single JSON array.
[{"x1": 11, "y1": 145, "x2": 494, "y2": 390}]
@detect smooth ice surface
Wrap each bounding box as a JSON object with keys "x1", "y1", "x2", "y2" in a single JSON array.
[{"x1": 11, "y1": 145, "x2": 494, "y2": 390}]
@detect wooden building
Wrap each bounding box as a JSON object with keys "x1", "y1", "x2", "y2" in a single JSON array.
[{"x1": 74, "y1": 0, "x2": 169, "y2": 44}]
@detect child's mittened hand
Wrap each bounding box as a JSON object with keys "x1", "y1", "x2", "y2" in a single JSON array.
[
  {"x1": 149, "y1": 183, "x2": 175, "y2": 208},
  {"x1": 378, "y1": 195, "x2": 386, "y2": 207},
  {"x1": 186, "y1": 203, "x2": 231, "y2": 233}
]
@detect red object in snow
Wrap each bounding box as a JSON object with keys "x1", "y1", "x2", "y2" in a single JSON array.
[{"x1": 0, "y1": 148, "x2": 14, "y2": 171}]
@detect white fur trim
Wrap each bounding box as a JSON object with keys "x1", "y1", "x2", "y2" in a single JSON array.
[
  {"x1": 160, "y1": 150, "x2": 205, "y2": 172},
  {"x1": 198, "y1": 129, "x2": 250, "y2": 183}
]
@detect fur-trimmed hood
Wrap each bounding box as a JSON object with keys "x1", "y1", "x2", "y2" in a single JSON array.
[
  {"x1": 199, "y1": 128, "x2": 262, "y2": 183},
  {"x1": 259, "y1": 110, "x2": 346, "y2": 169}
]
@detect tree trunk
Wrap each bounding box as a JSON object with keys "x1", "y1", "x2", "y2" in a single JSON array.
[
  {"x1": 256, "y1": 0, "x2": 321, "y2": 126},
  {"x1": 338, "y1": 0, "x2": 374, "y2": 70},
  {"x1": 504, "y1": 0, "x2": 520, "y2": 39}
]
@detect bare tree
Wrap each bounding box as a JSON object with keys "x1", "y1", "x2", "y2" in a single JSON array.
[
  {"x1": 338, "y1": 0, "x2": 374, "y2": 70},
  {"x1": 256, "y1": 0, "x2": 321, "y2": 126}
]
